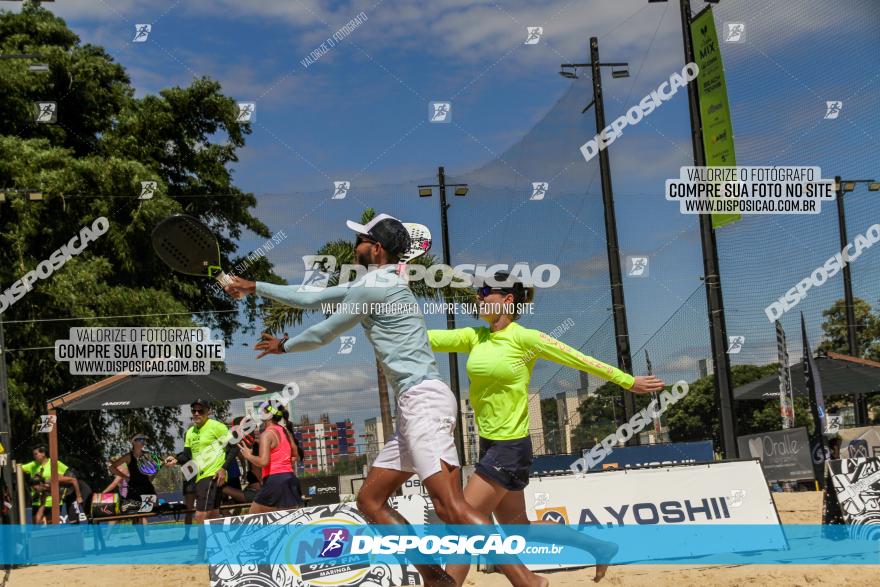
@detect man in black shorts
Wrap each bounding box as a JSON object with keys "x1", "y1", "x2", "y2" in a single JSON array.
[{"x1": 164, "y1": 400, "x2": 236, "y2": 524}]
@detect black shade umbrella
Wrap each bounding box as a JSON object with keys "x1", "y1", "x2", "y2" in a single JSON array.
[
  {"x1": 48, "y1": 370, "x2": 289, "y2": 411},
  {"x1": 734, "y1": 352, "x2": 880, "y2": 401}
]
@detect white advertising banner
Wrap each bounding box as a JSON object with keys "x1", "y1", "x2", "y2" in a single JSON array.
[
  {"x1": 208, "y1": 501, "x2": 427, "y2": 587},
  {"x1": 400, "y1": 477, "x2": 429, "y2": 496},
  {"x1": 523, "y1": 460, "x2": 785, "y2": 569},
  {"x1": 209, "y1": 462, "x2": 784, "y2": 583}
]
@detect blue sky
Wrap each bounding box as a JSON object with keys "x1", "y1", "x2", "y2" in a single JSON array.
[{"x1": 32, "y1": 0, "x2": 880, "y2": 434}]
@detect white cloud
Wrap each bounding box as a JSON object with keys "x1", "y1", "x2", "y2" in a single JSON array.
[
  {"x1": 49, "y1": 0, "x2": 857, "y2": 83},
  {"x1": 44, "y1": 0, "x2": 143, "y2": 20},
  {"x1": 223, "y1": 360, "x2": 387, "y2": 426},
  {"x1": 664, "y1": 353, "x2": 699, "y2": 372}
]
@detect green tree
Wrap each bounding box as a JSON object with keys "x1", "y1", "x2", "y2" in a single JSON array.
[
  {"x1": 738, "y1": 395, "x2": 813, "y2": 436},
  {"x1": 539, "y1": 397, "x2": 561, "y2": 453},
  {"x1": 818, "y1": 297, "x2": 880, "y2": 421},
  {"x1": 1, "y1": 4, "x2": 281, "y2": 486},
  {"x1": 570, "y1": 381, "x2": 625, "y2": 454},
  {"x1": 818, "y1": 298, "x2": 880, "y2": 361},
  {"x1": 263, "y1": 209, "x2": 474, "y2": 444},
  {"x1": 665, "y1": 364, "x2": 813, "y2": 449},
  {"x1": 328, "y1": 453, "x2": 368, "y2": 477}
]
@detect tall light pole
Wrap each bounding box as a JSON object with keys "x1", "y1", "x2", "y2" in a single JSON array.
[
  {"x1": 835, "y1": 177, "x2": 879, "y2": 425},
  {"x1": 419, "y1": 167, "x2": 469, "y2": 467},
  {"x1": 418, "y1": 168, "x2": 469, "y2": 467},
  {"x1": 648, "y1": 0, "x2": 738, "y2": 458},
  {"x1": 559, "y1": 40, "x2": 639, "y2": 442}
]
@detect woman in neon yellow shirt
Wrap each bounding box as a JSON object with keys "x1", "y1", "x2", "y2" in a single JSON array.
[
  {"x1": 429, "y1": 272, "x2": 664, "y2": 584},
  {"x1": 21, "y1": 444, "x2": 85, "y2": 524}
]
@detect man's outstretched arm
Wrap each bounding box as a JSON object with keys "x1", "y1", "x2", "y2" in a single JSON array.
[
  {"x1": 224, "y1": 276, "x2": 349, "y2": 309},
  {"x1": 257, "y1": 306, "x2": 364, "y2": 356}
]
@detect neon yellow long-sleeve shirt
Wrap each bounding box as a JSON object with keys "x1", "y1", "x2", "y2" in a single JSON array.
[{"x1": 429, "y1": 322, "x2": 634, "y2": 440}]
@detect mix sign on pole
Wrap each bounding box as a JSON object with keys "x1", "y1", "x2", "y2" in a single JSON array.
[
  {"x1": 689, "y1": 7, "x2": 740, "y2": 229},
  {"x1": 775, "y1": 320, "x2": 795, "y2": 429}
]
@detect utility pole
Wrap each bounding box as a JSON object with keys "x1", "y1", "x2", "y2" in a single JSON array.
[
  {"x1": 437, "y1": 168, "x2": 466, "y2": 467},
  {"x1": 418, "y1": 168, "x2": 469, "y2": 467},
  {"x1": 677, "y1": 0, "x2": 738, "y2": 457},
  {"x1": 589, "y1": 37, "x2": 637, "y2": 440},
  {"x1": 559, "y1": 41, "x2": 636, "y2": 439},
  {"x1": 834, "y1": 176, "x2": 879, "y2": 425}
]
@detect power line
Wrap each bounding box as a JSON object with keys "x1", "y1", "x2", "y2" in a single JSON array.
[{"x1": 0, "y1": 308, "x2": 239, "y2": 325}]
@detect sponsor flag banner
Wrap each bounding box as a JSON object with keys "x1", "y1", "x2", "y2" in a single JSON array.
[
  {"x1": 776, "y1": 320, "x2": 796, "y2": 428},
  {"x1": 690, "y1": 7, "x2": 741, "y2": 228},
  {"x1": 802, "y1": 312, "x2": 829, "y2": 484},
  {"x1": 737, "y1": 427, "x2": 815, "y2": 483}
]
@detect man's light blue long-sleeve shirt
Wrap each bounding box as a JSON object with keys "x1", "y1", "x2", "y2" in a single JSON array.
[{"x1": 255, "y1": 266, "x2": 443, "y2": 398}]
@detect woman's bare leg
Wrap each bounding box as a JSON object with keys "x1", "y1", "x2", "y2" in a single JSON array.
[
  {"x1": 422, "y1": 463, "x2": 546, "y2": 587},
  {"x1": 444, "y1": 472, "x2": 506, "y2": 586},
  {"x1": 494, "y1": 490, "x2": 617, "y2": 582},
  {"x1": 356, "y1": 466, "x2": 455, "y2": 587},
  {"x1": 247, "y1": 502, "x2": 277, "y2": 515}
]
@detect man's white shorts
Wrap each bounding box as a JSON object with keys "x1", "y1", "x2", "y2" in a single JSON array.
[{"x1": 371, "y1": 379, "x2": 460, "y2": 480}]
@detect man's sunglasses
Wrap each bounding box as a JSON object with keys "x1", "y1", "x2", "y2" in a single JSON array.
[
  {"x1": 355, "y1": 235, "x2": 376, "y2": 247},
  {"x1": 191, "y1": 408, "x2": 205, "y2": 415},
  {"x1": 475, "y1": 286, "x2": 508, "y2": 298},
  {"x1": 133, "y1": 437, "x2": 147, "y2": 443}
]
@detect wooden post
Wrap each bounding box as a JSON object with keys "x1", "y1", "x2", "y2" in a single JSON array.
[{"x1": 48, "y1": 408, "x2": 60, "y2": 524}]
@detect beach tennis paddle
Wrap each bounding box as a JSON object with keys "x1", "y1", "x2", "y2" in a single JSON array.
[
  {"x1": 151, "y1": 214, "x2": 234, "y2": 289},
  {"x1": 136, "y1": 452, "x2": 162, "y2": 476},
  {"x1": 398, "y1": 223, "x2": 432, "y2": 278}
]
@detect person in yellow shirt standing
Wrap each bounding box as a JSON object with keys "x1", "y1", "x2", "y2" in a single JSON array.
[
  {"x1": 429, "y1": 271, "x2": 665, "y2": 584},
  {"x1": 164, "y1": 400, "x2": 232, "y2": 525},
  {"x1": 21, "y1": 444, "x2": 84, "y2": 524}
]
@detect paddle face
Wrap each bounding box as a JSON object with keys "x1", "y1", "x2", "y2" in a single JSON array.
[
  {"x1": 136, "y1": 452, "x2": 162, "y2": 475},
  {"x1": 151, "y1": 214, "x2": 223, "y2": 278},
  {"x1": 401, "y1": 223, "x2": 432, "y2": 263}
]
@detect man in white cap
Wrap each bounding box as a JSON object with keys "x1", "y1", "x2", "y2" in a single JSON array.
[{"x1": 224, "y1": 214, "x2": 543, "y2": 587}]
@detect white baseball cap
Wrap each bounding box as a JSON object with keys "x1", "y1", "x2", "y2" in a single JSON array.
[
  {"x1": 345, "y1": 213, "x2": 398, "y2": 235},
  {"x1": 346, "y1": 214, "x2": 410, "y2": 255}
]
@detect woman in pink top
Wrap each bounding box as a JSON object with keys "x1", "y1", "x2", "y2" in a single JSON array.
[{"x1": 238, "y1": 403, "x2": 304, "y2": 513}]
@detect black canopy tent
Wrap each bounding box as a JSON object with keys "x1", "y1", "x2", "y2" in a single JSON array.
[
  {"x1": 43, "y1": 371, "x2": 289, "y2": 523},
  {"x1": 734, "y1": 352, "x2": 880, "y2": 401}
]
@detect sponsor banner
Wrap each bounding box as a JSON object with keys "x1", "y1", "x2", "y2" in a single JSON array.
[
  {"x1": 302, "y1": 475, "x2": 340, "y2": 506},
  {"x1": 737, "y1": 427, "x2": 815, "y2": 483},
  {"x1": 525, "y1": 460, "x2": 784, "y2": 569},
  {"x1": 389, "y1": 494, "x2": 443, "y2": 525},
  {"x1": 207, "y1": 504, "x2": 421, "y2": 587},
  {"x1": 690, "y1": 7, "x2": 740, "y2": 228},
  {"x1": 400, "y1": 477, "x2": 429, "y2": 496},
  {"x1": 824, "y1": 457, "x2": 880, "y2": 539},
  {"x1": 839, "y1": 426, "x2": 880, "y2": 459},
  {"x1": 802, "y1": 313, "x2": 830, "y2": 480},
  {"x1": 583, "y1": 440, "x2": 714, "y2": 471},
  {"x1": 775, "y1": 320, "x2": 796, "y2": 428}
]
